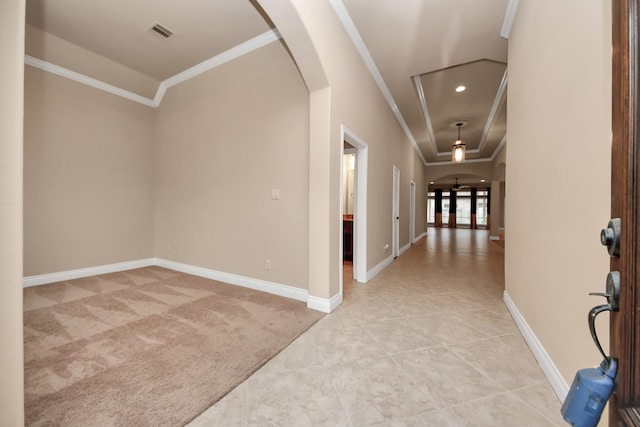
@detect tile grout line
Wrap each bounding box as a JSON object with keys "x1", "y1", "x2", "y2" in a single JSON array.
[
  {"x1": 317, "y1": 346, "x2": 355, "y2": 427},
  {"x1": 242, "y1": 381, "x2": 248, "y2": 427},
  {"x1": 509, "y1": 383, "x2": 564, "y2": 426}
]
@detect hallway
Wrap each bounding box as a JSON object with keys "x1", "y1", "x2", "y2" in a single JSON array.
[{"x1": 190, "y1": 229, "x2": 563, "y2": 426}]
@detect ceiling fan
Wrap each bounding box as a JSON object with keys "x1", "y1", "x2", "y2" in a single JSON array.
[{"x1": 450, "y1": 178, "x2": 469, "y2": 191}]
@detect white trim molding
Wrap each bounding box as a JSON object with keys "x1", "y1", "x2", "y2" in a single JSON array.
[
  {"x1": 399, "y1": 242, "x2": 411, "y2": 256},
  {"x1": 367, "y1": 254, "x2": 394, "y2": 282},
  {"x1": 24, "y1": 29, "x2": 281, "y2": 108},
  {"x1": 307, "y1": 292, "x2": 343, "y2": 313},
  {"x1": 503, "y1": 290, "x2": 569, "y2": 401},
  {"x1": 23, "y1": 258, "x2": 155, "y2": 287},
  {"x1": 413, "y1": 76, "x2": 438, "y2": 158},
  {"x1": 501, "y1": 0, "x2": 521, "y2": 39},
  {"x1": 477, "y1": 69, "x2": 508, "y2": 153},
  {"x1": 329, "y1": 0, "x2": 427, "y2": 166},
  {"x1": 155, "y1": 258, "x2": 308, "y2": 303},
  {"x1": 22, "y1": 257, "x2": 334, "y2": 312},
  {"x1": 24, "y1": 56, "x2": 157, "y2": 107},
  {"x1": 411, "y1": 62, "x2": 507, "y2": 165},
  {"x1": 158, "y1": 30, "x2": 280, "y2": 103},
  {"x1": 342, "y1": 126, "x2": 369, "y2": 285},
  {"x1": 414, "y1": 231, "x2": 427, "y2": 242},
  {"x1": 489, "y1": 235, "x2": 501, "y2": 241}
]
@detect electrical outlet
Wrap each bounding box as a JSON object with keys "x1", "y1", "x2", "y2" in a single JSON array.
[
  {"x1": 265, "y1": 259, "x2": 271, "y2": 270},
  {"x1": 271, "y1": 189, "x2": 280, "y2": 200},
  {"x1": 384, "y1": 244, "x2": 389, "y2": 251}
]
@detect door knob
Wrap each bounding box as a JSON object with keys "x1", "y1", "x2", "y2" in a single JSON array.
[{"x1": 600, "y1": 218, "x2": 621, "y2": 257}]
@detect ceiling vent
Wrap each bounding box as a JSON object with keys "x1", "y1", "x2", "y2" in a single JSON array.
[{"x1": 148, "y1": 22, "x2": 174, "y2": 39}]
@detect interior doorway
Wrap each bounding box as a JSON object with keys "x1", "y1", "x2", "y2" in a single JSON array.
[
  {"x1": 410, "y1": 180, "x2": 416, "y2": 244},
  {"x1": 340, "y1": 126, "x2": 368, "y2": 296},
  {"x1": 392, "y1": 165, "x2": 400, "y2": 258},
  {"x1": 342, "y1": 145, "x2": 356, "y2": 275}
]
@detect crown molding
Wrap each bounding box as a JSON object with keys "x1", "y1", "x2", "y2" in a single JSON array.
[
  {"x1": 159, "y1": 29, "x2": 281, "y2": 96},
  {"x1": 413, "y1": 62, "x2": 507, "y2": 164},
  {"x1": 24, "y1": 29, "x2": 281, "y2": 108},
  {"x1": 477, "y1": 69, "x2": 508, "y2": 153},
  {"x1": 491, "y1": 134, "x2": 507, "y2": 162},
  {"x1": 501, "y1": 0, "x2": 521, "y2": 39},
  {"x1": 413, "y1": 75, "x2": 438, "y2": 158},
  {"x1": 329, "y1": 0, "x2": 427, "y2": 167},
  {"x1": 24, "y1": 55, "x2": 157, "y2": 107}
]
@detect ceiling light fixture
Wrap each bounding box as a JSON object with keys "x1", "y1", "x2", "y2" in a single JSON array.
[
  {"x1": 452, "y1": 122, "x2": 466, "y2": 163},
  {"x1": 455, "y1": 85, "x2": 466, "y2": 93}
]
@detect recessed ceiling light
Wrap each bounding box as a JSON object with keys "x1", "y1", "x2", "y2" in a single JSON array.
[
  {"x1": 430, "y1": 181, "x2": 434, "y2": 184},
  {"x1": 455, "y1": 85, "x2": 466, "y2": 93},
  {"x1": 481, "y1": 179, "x2": 486, "y2": 182}
]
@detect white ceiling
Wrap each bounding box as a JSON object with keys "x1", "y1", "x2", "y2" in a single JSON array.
[
  {"x1": 25, "y1": 0, "x2": 509, "y2": 168},
  {"x1": 25, "y1": 0, "x2": 272, "y2": 81}
]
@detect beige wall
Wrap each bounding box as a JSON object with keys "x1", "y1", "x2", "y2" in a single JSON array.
[
  {"x1": 154, "y1": 41, "x2": 310, "y2": 289},
  {"x1": 24, "y1": 67, "x2": 155, "y2": 276},
  {"x1": 24, "y1": 0, "x2": 428, "y2": 305},
  {"x1": 251, "y1": 0, "x2": 428, "y2": 299},
  {"x1": 0, "y1": 0, "x2": 25, "y2": 423},
  {"x1": 327, "y1": 32, "x2": 427, "y2": 272},
  {"x1": 506, "y1": 0, "x2": 611, "y2": 392}
]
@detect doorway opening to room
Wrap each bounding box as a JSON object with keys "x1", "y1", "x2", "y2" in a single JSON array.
[
  {"x1": 340, "y1": 126, "x2": 368, "y2": 297},
  {"x1": 392, "y1": 165, "x2": 400, "y2": 257},
  {"x1": 343, "y1": 145, "x2": 356, "y2": 284}
]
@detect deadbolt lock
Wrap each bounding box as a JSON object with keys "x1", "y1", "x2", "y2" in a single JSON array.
[{"x1": 600, "y1": 218, "x2": 621, "y2": 257}]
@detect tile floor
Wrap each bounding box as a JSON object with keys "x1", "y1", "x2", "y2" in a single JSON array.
[{"x1": 189, "y1": 228, "x2": 564, "y2": 426}]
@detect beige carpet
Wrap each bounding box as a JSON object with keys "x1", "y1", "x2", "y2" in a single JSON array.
[{"x1": 24, "y1": 266, "x2": 324, "y2": 426}]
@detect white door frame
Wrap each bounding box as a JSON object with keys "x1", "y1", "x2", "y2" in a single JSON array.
[
  {"x1": 340, "y1": 126, "x2": 368, "y2": 290},
  {"x1": 392, "y1": 165, "x2": 400, "y2": 258},
  {"x1": 410, "y1": 180, "x2": 416, "y2": 244}
]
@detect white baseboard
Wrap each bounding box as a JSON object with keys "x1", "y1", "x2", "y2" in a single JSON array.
[
  {"x1": 23, "y1": 257, "x2": 338, "y2": 313},
  {"x1": 399, "y1": 242, "x2": 411, "y2": 256},
  {"x1": 414, "y1": 232, "x2": 427, "y2": 242},
  {"x1": 154, "y1": 258, "x2": 308, "y2": 303},
  {"x1": 489, "y1": 235, "x2": 501, "y2": 241},
  {"x1": 307, "y1": 292, "x2": 343, "y2": 313},
  {"x1": 503, "y1": 290, "x2": 569, "y2": 401},
  {"x1": 23, "y1": 258, "x2": 155, "y2": 287},
  {"x1": 367, "y1": 254, "x2": 393, "y2": 282}
]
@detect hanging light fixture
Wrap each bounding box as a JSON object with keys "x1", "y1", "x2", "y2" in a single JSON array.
[{"x1": 451, "y1": 121, "x2": 466, "y2": 163}]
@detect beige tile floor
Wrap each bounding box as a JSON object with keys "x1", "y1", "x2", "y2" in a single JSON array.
[{"x1": 189, "y1": 228, "x2": 564, "y2": 426}]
